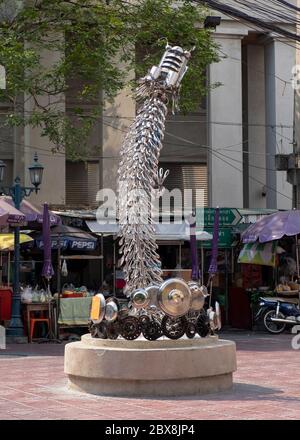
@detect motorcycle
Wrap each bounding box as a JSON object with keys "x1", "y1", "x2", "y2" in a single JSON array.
[{"x1": 255, "y1": 296, "x2": 300, "y2": 334}]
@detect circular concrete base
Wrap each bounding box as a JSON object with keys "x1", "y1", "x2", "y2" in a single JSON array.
[{"x1": 64, "y1": 334, "x2": 237, "y2": 397}]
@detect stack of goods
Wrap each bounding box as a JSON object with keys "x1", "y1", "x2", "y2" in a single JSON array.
[
  {"x1": 21, "y1": 286, "x2": 51, "y2": 303},
  {"x1": 62, "y1": 284, "x2": 88, "y2": 298},
  {"x1": 275, "y1": 281, "x2": 300, "y2": 297},
  {"x1": 59, "y1": 284, "x2": 95, "y2": 298}
]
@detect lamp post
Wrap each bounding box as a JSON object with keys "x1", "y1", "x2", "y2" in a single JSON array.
[{"x1": 0, "y1": 153, "x2": 44, "y2": 338}]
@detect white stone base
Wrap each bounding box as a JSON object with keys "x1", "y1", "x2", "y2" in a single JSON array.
[{"x1": 64, "y1": 334, "x2": 237, "y2": 397}]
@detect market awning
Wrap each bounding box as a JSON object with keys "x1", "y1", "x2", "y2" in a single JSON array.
[
  {"x1": 85, "y1": 221, "x2": 119, "y2": 237},
  {"x1": 242, "y1": 210, "x2": 300, "y2": 243},
  {"x1": 86, "y1": 221, "x2": 213, "y2": 241},
  {"x1": 238, "y1": 241, "x2": 278, "y2": 267},
  {"x1": 1, "y1": 196, "x2": 60, "y2": 225},
  {"x1": 0, "y1": 233, "x2": 33, "y2": 251},
  {"x1": 36, "y1": 225, "x2": 98, "y2": 251},
  {"x1": 0, "y1": 199, "x2": 26, "y2": 226},
  {"x1": 155, "y1": 223, "x2": 190, "y2": 241}
]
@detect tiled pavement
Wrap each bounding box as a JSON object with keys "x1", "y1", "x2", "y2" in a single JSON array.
[{"x1": 0, "y1": 332, "x2": 299, "y2": 420}]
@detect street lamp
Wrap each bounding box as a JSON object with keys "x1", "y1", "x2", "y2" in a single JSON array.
[
  {"x1": 0, "y1": 153, "x2": 44, "y2": 338},
  {"x1": 28, "y1": 153, "x2": 44, "y2": 192}
]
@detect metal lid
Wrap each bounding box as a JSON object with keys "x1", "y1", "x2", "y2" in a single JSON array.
[
  {"x1": 158, "y1": 278, "x2": 191, "y2": 317},
  {"x1": 105, "y1": 299, "x2": 118, "y2": 322},
  {"x1": 131, "y1": 288, "x2": 150, "y2": 309},
  {"x1": 188, "y1": 281, "x2": 205, "y2": 311},
  {"x1": 145, "y1": 284, "x2": 160, "y2": 307}
]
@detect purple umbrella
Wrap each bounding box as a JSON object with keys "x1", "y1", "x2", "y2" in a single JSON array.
[
  {"x1": 0, "y1": 198, "x2": 26, "y2": 225},
  {"x1": 0, "y1": 205, "x2": 10, "y2": 226},
  {"x1": 1, "y1": 196, "x2": 60, "y2": 225},
  {"x1": 242, "y1": 210, "x2": 300, "y2": 243},
  {"x1": 190, "y1": 216, "x2": 199, "y2": 281},
  {"x1": 41, "y1": 203, "x2": 54, "y2": 279},
  {"x1": 208, "y1": 207, "x2": 220, "y2": 275}
]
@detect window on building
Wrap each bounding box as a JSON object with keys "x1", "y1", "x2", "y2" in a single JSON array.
[
  {"x1": 158, "y1": 162, "x2": 208, "y2": 213},
  {"x1": 66, "y1": 161, "x2": 100, "y2": 208}
]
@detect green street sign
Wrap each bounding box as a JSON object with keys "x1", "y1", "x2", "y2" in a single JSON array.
[
  {"x1": 196, "y1": 208, "x2": 242, "y2": 228},
  {"x1": 198, "y1": 228, "x2": 234, "y2": 249}
]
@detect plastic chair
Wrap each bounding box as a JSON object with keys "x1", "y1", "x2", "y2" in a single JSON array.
[{"x1": 29, "y1": 317, "x2": 50, "y2": 343}]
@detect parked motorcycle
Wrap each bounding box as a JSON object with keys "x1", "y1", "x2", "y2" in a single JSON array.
[{"x1": 255, "y1": 296, "x2": 300, "y2": 334}]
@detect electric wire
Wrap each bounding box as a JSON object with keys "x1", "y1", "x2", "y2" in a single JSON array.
[
  {"x1": 101, "y1": 119, "x2": 293, "y2": 201},
  {"x1": 195, "y1": 0, "x2": 300, "y2": 42},
  {"x1": 0, "y1": 116, "x2": 293, "y2": 201}
]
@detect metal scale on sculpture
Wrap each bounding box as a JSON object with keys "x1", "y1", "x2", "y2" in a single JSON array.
[{"x1": 64, "y1": 45, "x2": 237, "y2": 396}]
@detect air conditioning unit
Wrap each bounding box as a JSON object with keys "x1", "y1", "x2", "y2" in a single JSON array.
[{"x1": 275, "y1": 154, "x2": 289, "y2": 171}]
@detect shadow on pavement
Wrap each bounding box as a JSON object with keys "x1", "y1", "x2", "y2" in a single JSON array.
[{"x1": 139, "y1": 382, "x2": 299, "y2": 404}]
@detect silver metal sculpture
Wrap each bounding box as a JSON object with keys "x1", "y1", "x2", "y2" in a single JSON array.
[
  {"x1": 117, "y1": 44, "x2": 192, "y2": 294},
  {"x1": 89, "y1": 44, "x2": 221, "y2": 341}
]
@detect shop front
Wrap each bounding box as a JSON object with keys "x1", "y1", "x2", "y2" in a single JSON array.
[
  {"x1": 226, "y1": 209, "x2": 300, "y2": 330},
  {"x1": 86, "y1": 220, "x2": 213, "y2": 297},
  {"x1": 198, "y1": 228, "x2": 237, "y2": 327}
]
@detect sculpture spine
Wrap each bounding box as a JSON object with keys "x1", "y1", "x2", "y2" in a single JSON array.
[
  {"x1": 117, "y1": 45, "x2": 192, "y2": 295},
  {"x1": 89, "y1": 45, "x2": 221, "y2": 340}
]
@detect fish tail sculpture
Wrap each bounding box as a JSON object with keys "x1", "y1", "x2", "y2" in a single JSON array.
[{"x1": 118, "y1": 44, "x2": 192, "y2": 295}]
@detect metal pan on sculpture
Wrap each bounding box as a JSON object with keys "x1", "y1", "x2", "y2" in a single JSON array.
[
  {"x1": 188, "y1": 281, "x2": 205, "y2": 311},
  {"x1": 104, "y1": 298, "x2": 118, "y2": 322},
  {"x1": 145, "y1": 284, "x2": 159, "y2": 306},
  {"x1": 131, "y1": 288, "x2": 150, "y2": 309},
  {"x1": 158, "y1": 278, "x2": 191, "y2": 317}
]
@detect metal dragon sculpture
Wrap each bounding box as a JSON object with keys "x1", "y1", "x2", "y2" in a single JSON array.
[
  {"x1": 117, "y1": 44, "x2": 191, "y2": 294},
  {"x1": 89, "y1": 44, "x2": 221, "y2": 340}
]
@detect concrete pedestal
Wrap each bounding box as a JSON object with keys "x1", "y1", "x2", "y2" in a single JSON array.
[{"x1": 65, "y1": 334, "x2": 236, "y2": 397}]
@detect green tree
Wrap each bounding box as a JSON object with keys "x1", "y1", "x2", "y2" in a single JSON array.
[{"x1": 0, "y1": 0, "x2": 219, "y2": 160}]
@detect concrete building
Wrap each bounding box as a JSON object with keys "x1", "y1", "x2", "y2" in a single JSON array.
[{"x1": 0, "y1": 2, "x2": 296, "y2": 211}]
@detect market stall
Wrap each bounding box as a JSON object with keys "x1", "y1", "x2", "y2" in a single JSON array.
[
  {"x1": 86, "y1": 220, "x2": 213, "y2": 295},
  {"x1": 237, "y1": 210, "x2": 300, "y2": 328},
  {"x1": 0, "y1": 196, "x2": 60, "y2": 226},
  {"x1": 198, "y1": 233, "x2": 237, "y2": 325},
  {"x1": 0, "y1": 199, "x2": 61, "y2": 339},
  {"x1": 0, "y1": 233, "x2": 34, "y2": 325},
  {"x1": 36, "y1": 224, "x2": 100, "y2": 335}
]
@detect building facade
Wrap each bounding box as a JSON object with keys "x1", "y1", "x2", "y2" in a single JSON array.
[{"x1": 0, "y1": 3, "x2": 296, "y2": 212}]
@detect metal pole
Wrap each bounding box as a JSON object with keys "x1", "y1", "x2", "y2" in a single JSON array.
[
  {"x1": 293, "y1": 11, "x2": 300, "y2": 209},
  {"x1": 209, "y1": 278, "x2": 213, "y2": 308},
  {"x1": 57, "y1": 241, "x2": 61, "y2": 295},
  {"x1": 225, "y1": 249, "x2": 229, "y2": 325},
  {"x1": 56, "y1": 233, "x2": 61, "y2": 339},
  {"x1": 101, "y1": 234, "x2": 104, "y2": 287},
  {"x1": 113, "y1": 239, "x2": 116, "y2": 295},
  {"x1": 7, "y1": 178, "x2": 24, "y2": 337},
  {"x1": 231, "y1": 247, "x2": 234, "y2": 282},
  {"x1": 296, "y1": 235, "x2": 300, "y2": 279},
  {"x1": 0, "y1": 252, "x2": 2, "y2": 285},
  {"x1": 179, "y1": 243, "x2": 182, "y2": 268},
  {"x1": 7, "y1": 252, "x2": 10, "y2": 287},
  {"x1": 201, "y1": 246, "x2": 204, "y2": 285}
]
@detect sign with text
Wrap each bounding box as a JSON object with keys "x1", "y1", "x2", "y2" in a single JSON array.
[
  {"x1": 196, "y1": 208, "x2": 242, "y2": 228},
  {"x1": 198, "y1": 228, "x2": 234, "y2": 249}
]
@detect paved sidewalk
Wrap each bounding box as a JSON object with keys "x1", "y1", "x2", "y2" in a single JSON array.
[{"x1": 0, "y1": 332, "x2": 299, "y2": 420}]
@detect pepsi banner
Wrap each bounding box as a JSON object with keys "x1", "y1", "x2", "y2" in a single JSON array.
[{"x1": 36, "y1": 237, "x2": 97, "y2": 251}]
